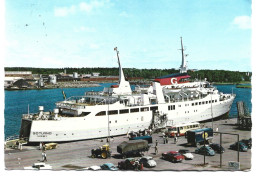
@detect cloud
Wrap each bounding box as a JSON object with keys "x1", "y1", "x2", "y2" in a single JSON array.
[
  {"x1": 54, "y1": 5, "x2": 76, "y2": 17},
  {"x1": 54, "y1": 1, "x2": 110, "y2": 16},
  {"x1": 79, "y1": 1, "x2": 105, "y2": 13},
  {"x1": 232, "y1": 16, "x2": 251, "y2": 29}
]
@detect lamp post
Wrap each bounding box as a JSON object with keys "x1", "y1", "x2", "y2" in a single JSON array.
[
  {"x1": 211, "y1": 93, "x2": 213, "y2": 130},
  {"x1": 107, "y1": 91, "x2": 111, "y2": 144}
]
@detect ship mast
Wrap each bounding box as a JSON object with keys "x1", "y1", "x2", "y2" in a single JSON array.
[
  {"x1": 179, "y1": 37, "x2": 188, "y2": 73},
  {"x1": 114, "y1": 47, "x2": 126, "y2": 84}
]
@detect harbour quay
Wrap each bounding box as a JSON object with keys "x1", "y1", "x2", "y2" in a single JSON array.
[{"x1": 4, "y1": 118, "x2": 251, "y2": 171}]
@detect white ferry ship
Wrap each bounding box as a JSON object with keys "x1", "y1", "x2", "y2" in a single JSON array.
[{"x1": 19, "y1": 48, "x2": 235, "y2": 142}]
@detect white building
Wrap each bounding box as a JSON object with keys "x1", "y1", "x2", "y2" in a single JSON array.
[
  {"x1": 5, "y1": 71, "x2": 32, "y2": 75},
  {"x1": 92, "y1": 72, "x2": 100, "y2": 77},
  {"x1": 49, "y1": 75, "x2": 57, "y2": 84}
]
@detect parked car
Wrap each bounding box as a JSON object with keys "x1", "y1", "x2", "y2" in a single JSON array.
[
  {"x1": 230, "y1": 142, "x2": 248, "y2": 152},
  {"x1": 178, "y1": 149, "x2": 194, "y2": 160},
  {"x1": 240, "y1": 138, "x2": 252, "y2": 149},
  {"x1": 161, "y1": 151, "x2": 185, "y2": 163},
  {"x1": 24, "y1": 163, "x2": 52, "y2": 170},
  {"x1": 100, "y1": 163, "x2": 118, "y2": 171},
  {"x1": 209, "y1": 143, "x2": 225, "y2": 153},
  {"x1": 118, "y1": 158, "x2": 143, "y2": 170},
  {"x1": 195, "y1": 146, "x2": 215, "y2": 156},
  {"x1": 138, "y1": 156, "x2": 157, "y2": 167},
  {"x1": 86, "y1": 165, "x2": 101, "y2": 171}
]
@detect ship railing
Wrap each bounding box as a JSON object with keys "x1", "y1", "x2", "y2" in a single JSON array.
[
  {"x1": 85, "y1": 91, "x2": 102, "y2": 96},
  {"x1": 22, "y1": 113, "x2": 35, "y2": 119}
]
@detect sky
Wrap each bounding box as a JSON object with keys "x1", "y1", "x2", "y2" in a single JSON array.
[{"x1": 4, "y1": 0, "x2": 252, "y2": 71}]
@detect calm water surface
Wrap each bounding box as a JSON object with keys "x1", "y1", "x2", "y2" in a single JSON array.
[{"x1": 4, "y1": 83, "x2": 251, "y2": 139}]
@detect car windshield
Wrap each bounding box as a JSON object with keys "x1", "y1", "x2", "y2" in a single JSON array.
[{"x1": 173, "y1": 153, "x2": 181, "y2": 156}]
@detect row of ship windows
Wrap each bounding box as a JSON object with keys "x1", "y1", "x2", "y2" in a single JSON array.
[
  {"x1": 95, "y1": 106, "x2": 158, "y2": 116},
  {"x1": 192, "y1": 100, "x2": 217, "y2": 106},
  {"x1": 168, "y1": 99, "x2": 218, "y2": 111}
]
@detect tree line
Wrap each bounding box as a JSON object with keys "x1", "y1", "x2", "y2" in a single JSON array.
[{"x1": 5, "y1": 67, "x2": 251, "y2": 83}]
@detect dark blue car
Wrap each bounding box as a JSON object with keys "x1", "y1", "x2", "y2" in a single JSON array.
[
  {"x1": 240, "y1": 138, "x2": 252, "y2": 149},
  {"x1": 195, "y1": 146, "x2": 215, "y2": 156},
  {"x1": 209, "y1": 143, "x2": 225, "y2": 153},
  {"x1": 230, "y1": 142, "x2": 248, "y2": 152}
]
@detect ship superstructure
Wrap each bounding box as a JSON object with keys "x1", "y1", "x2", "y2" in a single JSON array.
[
  {"x1": 19, "y1": 47, "x2": 235, "y2": 142},
  {"x1": 154, "y1": 37, "x2": 209, "y2": 91}
]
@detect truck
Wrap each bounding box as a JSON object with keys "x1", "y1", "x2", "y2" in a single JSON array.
[
  {"x1": 186, "y1": 128, "x2": 213, "y2": 147},
  {"x1": 117, "y1": 140, "x2": 150, "y2": 158},
  {"x1": 129, "y1": 135, "x2": 153, "y2": 144}
]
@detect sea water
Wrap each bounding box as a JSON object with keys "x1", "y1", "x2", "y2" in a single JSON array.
[{"x1": 4, "y1": 83, "x2": 251, "y2": 139}]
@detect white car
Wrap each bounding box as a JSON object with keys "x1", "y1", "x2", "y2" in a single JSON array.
[
  {"x1": 86, "y1": 165, "x2": 101, "y2": 171},
  {"x1": 24, "y1": 163, "x2": 52, "y2": 170},
  {"x1": 178, "y1": 149, "x2": 194, "y2": 160},
  {"x1": 139, "y1": 156, "x2": 157, "y2": 167}
]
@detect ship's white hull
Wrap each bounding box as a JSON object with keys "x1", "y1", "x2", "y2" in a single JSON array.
[{"x1": 21, "y1": 94, "x2": 234, "y2": 142}]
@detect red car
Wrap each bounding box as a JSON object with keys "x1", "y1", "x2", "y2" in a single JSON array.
[{"x1": 162, "y1": 151, "x2": 185, "y2": 163}]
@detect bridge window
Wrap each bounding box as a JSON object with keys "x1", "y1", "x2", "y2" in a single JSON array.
[
  {"x1": 95, "y1": 111, "x2": 106, "y2": 116},
  {"x1": 150, "y1": 106, "x2": 158, "y2": 111},
  {"x1": 130, "y1": 108, "x2": 139, "y2": 113},
  {"x1": 108, "y1": 110, "x2": 118, "y2": 115},
  {"x1": 119, "y1": 109, "x2": 129, "y2": 114},
  {"x1": 141, "y1": 107, "x2": 149, "y2": 112},
  {"x1": 80, "y1": 112, "x2": 91, "y2": 117}
]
